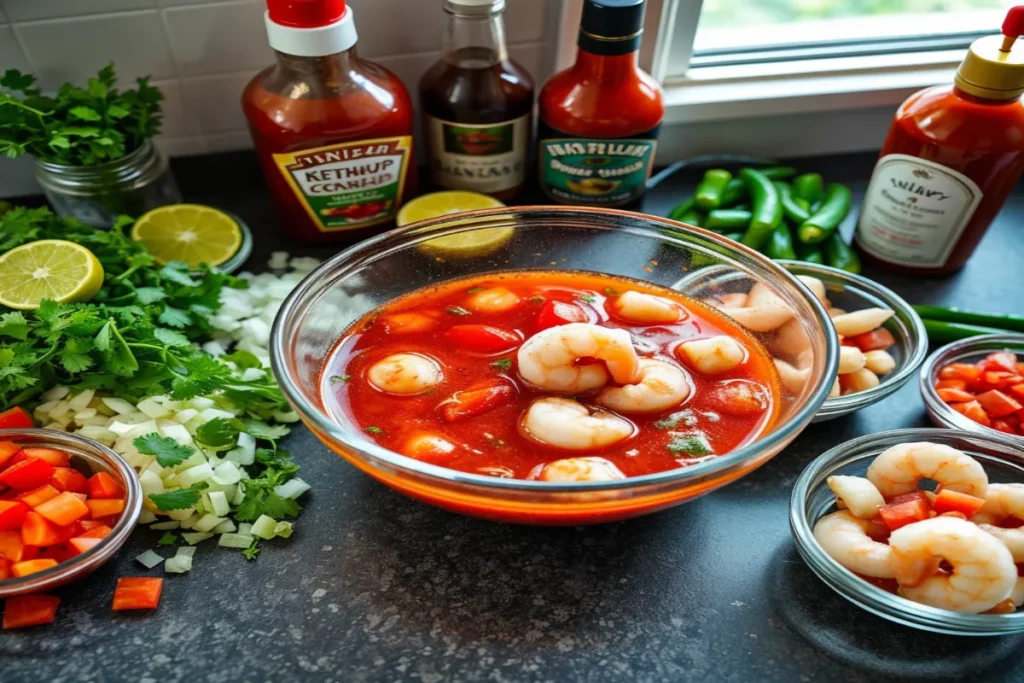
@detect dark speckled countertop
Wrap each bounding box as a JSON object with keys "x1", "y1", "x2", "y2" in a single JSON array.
[{"x1": 3, "y1": 151, "x2": 1023, "y2": 683}]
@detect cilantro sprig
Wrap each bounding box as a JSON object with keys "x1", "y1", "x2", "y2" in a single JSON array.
[{"x1": 233, "y1": 448, "x2": 303, "y2": 522}]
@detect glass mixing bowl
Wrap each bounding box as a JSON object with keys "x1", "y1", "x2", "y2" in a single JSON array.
[{"x1": 271, "y1": 207, "x2": 839, "y2": 524}]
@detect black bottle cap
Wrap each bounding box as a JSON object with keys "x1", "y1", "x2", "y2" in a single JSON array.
[{"x1": 578, "y1": 0, "x2": 646, "y2": 55}]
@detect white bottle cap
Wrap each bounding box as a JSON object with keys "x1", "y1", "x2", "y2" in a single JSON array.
[{"x1": 264, "y1": 4, "x2": 358, "y2": 57}]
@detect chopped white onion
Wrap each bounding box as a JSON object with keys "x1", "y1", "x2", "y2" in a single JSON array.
[
  {"x1": 136, "y1": 550, "x2": 165, "y2": 569},
  {"x1": 165, "y1": 555, "x2": 193, "y2": 573},
  {"x1": 181, "y1": 532, "x2": 213, "y2": 545},
  {"x1": 251, "y1": 515, "x2": 278, "y2": 540},
  {"x1": 218, "y1": 533, "x2": 255, "y2": 549},
  {"x1": 274, "y1": 478, "x2": 310, "y2": 500}
]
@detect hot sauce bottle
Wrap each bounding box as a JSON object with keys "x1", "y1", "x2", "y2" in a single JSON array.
[
  {"x1": 537, "y1": 0, "x2": 663, "y2": 209},
  {"x1": 419, "y1": 0, "x2": 534, "y2": 201},
  {"x1": 855, "y1": 6, "x2": 1024, "y2": 275},
  {"x1": 242, "y1": 0, "x2": 416, "y2": 243}
]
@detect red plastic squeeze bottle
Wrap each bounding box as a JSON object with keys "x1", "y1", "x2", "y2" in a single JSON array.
[
  {"x1": 855, "y1": 6, "x2": 1024, "y2": 275},
  {"x1": 243, "y1": 0, "x2": 416, "y2": 243}
]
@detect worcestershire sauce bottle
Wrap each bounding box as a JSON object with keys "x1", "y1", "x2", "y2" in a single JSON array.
[{"x1": 537, "y1": 0, "x2": 663, "y2": 209}]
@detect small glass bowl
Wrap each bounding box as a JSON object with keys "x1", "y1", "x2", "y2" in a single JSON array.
[
  {"x1": 215, "y1": 212, "x2": 253, "y2": 275},
  {"x1": 790, "y1": 427, "x2": 1024, "y2": 636},
  {"x1": 777, "y1": 261, "x2": 928, "y2": 422},
  {"x1": 920, "y1": 333, "x2": 1024, "y2": 441},
  {"x1": 0, "y1": 429, "x2": 142, "y2": 598}
]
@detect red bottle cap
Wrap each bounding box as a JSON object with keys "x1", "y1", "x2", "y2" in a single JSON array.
[{"x1": 267, "y1": 0, "x2": 346, "y2": 29}]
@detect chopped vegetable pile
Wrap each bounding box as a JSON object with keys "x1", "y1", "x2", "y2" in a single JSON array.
[{"x1": 934, "y1": 350, "x2": 1024, "y2": 436}]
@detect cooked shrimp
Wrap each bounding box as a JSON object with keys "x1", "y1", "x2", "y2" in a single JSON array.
[
  {"x1": 529, "y1": 456, "x2": 626, "y2": 482},
  {"x1": 972, "y1": 483, "x2": 1024, "y2": 562},
  {"x1": 768, "y1": 318, "x2": 811, "y2": 360},
  {"x1": 866, "y1": 442, "x2": 988, "y2": 498},
  {"x1": 609, "y1": 291, "x2": 685, "y2": 324},
  {"x1": 367, "y1": 353, "x2": 442, "y2": 396},
  {"x1": 517, "y1": 322, "x2": 640, "y2": 393},
  {"x1": 521, "y1": 397, "x2": 634, "y2": 450},
  {"x1": 827, "y1": 475, "x2": 884, "y2": 519},
  {"x1": 379, "y1": 312, "x2": 436, "y2": 334},
  {"x1": 813, "y1": 510, "x2": 894, "y2": 578},
  {"x1": 889, "y1": 517, "x2": 1017, "y2": 613},
  {"x1": 1013, "y1": 577, "x2": 1024, "y2": 607},
  {"x1": 678, "y1": 335, "x2": 746, "y2": 375},
  {"x1": 596, "y1": 358, "x2": 691, "y2": 414},
  {"x1": 722, "y1": 282, "x2": 795, "y2": 332},
  {"x1": 466, "y1": 287, "x2": 520, "y2": 313},
  {"x1": 402, "y1": 433, "x2": 456, "y2": 462},
  {"x1": 774, "y1": 358, "x2": 810, "y2": 394}
]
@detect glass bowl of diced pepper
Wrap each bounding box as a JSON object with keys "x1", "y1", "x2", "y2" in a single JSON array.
[
  {"x1": 920, "y1": 334, "x2": 1024, "y2": 440},
  {"x1": 0, "y1": 428, "x2": 141, "y2": 598}
]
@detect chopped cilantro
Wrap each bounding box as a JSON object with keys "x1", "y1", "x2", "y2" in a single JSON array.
[
  {"x1": 195, "y1": 417, "x2": 243, "y2": 448},
  {"x1": 489, "y1": 358, "x2": 512, "y2": 370},
  {"x1": 157, "y1": 532, "x2": 177, "y2": 546},
  {"x1": 466, "y1": 287, "x2": 486, "y2": 294},
  {"x1": 364, "y1": 426, "x2": 383, "y2": 434},
  {"x1": 329, "y1": 375, "x2": 349, "y2": 383},
  {"x1": 653, "y1": 410, "x2": 697, "y2": 430},
  {"x1": 446, "y1": 306, "x2": 472, "y2": 316},
  {"x1": 576, "y1": 293, "x2": 596, "y2": 304},
  {"x1": 133, "y1": 433, "x2": 194, "y2": 467},
  {"x1": 233, "y1": 448, "x2": 303, "y2": 523},
  {"x1": 148, "y1": 487, "x2": 202, "y2": 511},
  {"x1": 243, "y1": 539, "x2": 261, "y2": 560},
  {"x1": 667, "y1": 432, "x2": 713, "y2": 456}
]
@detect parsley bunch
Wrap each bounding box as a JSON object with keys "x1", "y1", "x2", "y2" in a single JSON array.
[
  {"x1": 0, "y1": 63, "x2": 163, "y2": 165},
  {"x1": 0, "y1": 207, "x2": 287, "y2": 416}
]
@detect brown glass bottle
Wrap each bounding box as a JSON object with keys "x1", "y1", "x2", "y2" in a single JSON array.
[{"x1": 420, "y1": 0, "x2": 534, "y2": 202}]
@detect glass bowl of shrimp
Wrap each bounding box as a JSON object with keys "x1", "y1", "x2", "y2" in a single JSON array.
[
  {"x1": 791, "y1": 427, "x2": 1024, "y2": 635},
  {"x1": 271, "y1": 206, "x2": 839, "y2": 525}
]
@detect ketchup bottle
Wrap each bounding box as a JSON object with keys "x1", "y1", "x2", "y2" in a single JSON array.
[
  {"x1": 855, "y1": 6, "x2": 1024, "y2": 275},
  {"x1": 242, "y1": 0, "x2": 416, "y2": 243}
]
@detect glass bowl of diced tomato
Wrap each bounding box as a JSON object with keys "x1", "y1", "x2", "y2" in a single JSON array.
[
  {"x1": 0, "y1": 428, "x2": 142, "y2": 598},
  {"x1": 920, "y1": 334, "x2": 1024, "y2": 440}
]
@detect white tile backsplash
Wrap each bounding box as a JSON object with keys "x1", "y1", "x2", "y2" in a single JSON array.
[{"x1": 0, "y1": 0, "x2": 557, "y2": 197}]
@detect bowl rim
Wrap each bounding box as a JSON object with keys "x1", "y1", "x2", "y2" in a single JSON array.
[
  {"x1": 790, "y1": 426, "x2": 1024, "y2": 635},
  {"x1": 920, "y1": 333, "x2": 1024, "y2": 442},
  {"x1": 270, "y1": 205, "x2": 839, "y2": 493},
  {"x1": 774, "y1": 260, "x2": 929, "y2": 417},
  {"x1": 0, "y1": 428, "x2": 143, "y2": 597}
]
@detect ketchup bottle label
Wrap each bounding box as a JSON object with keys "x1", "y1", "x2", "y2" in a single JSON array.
[
  {"x1": 537, "y1": 126, "x2": 659, "y2": 206},
  {"x1": 272, "y1": 136, "x2": 413, "y2": 232},
  {"x1": 855, "y1": 153, "x2": 983, "y2": 268},
  {"x1": 425, "y1": 115, "x2": 529, "y2": 194}
]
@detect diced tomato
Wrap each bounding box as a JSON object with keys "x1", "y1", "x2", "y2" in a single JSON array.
[
  {"x1": 932, "y1": 489, "x2": 986, "y2": 518},
  {"x1": 38, "y1": 543, "x2": 75, "y2": 563},
  {"x1": 15, "y1": 484, "x2": 60, "y2": 509},
  {"x1": 938, "y1": 363, "x2": 983, "y2": 382},
  {"x1": 86, "y1": 499, "x2": 125, "y2": 518},
  {"x1": 33, "y1": 491, "x2": 90, "y2": 527},
  {"x1": 950, "y1": 400, "x2": 992, "y2": 427},
  {"x1": 75, "y1": 524, "x2": 112, "y2": 540},
  {"x1": 20, "y1": 511, "x2": 63, "y2": 547},
  {"x1": 86, "y1": 472, "x2": 125, "y2": 500},
  {"x1": 2, "y1": 594, "x2": 60, "y2": 629},
  {"x1": 18, "y1": 448, "x2": 70, "y2": 467},
  {"x1": 11, "y1": 558, "x2": 58, "y2": 577},
  {"x1": 442, "y1": 383, "x2": 517, "y2": 422},
  {"x1": 935, "y1": 379, "x2": 968, "y2": 392},
  {"x1": 0, "y1": 407, "x2": 33, "y2": 430},
  {"x1": 981, "y1": 371, "x2": 1022, "y2": 390},
  {"x1": 535, "y1": 300, "x2": 587, "y2": 331},
  {"x1": 68, "y1": 536, "x2": 103, "y2": 556},
  {"x1": 112, "y1": 577, "x2": 164, "y2": 611},
  {"x1": 0, "y1": 442, "x2": 21, "y2": 468},
  {"x1": 0, "y1": 530, "x2": 29, "y2": 562},
  {"x1": 444, "y1": 325, "x2": 521, "y2": 354},
  {"x1": 50, "y1": 467, "x2": 88, "y2": 494},
  {"x1": 0, "y1": 557, "x2": 9, "y2": 580},
  {"x1": 979, "y1": 351, "x2": 1018, "y2": 373},
  {"x1": 78, "y1": 519, "x2": 106, "y2": 531},
  {"x1": 885, "y1": 490, "x2": 932, "y2": 507},
  {"x1": 1009, "y1": 384, "x2": 1024, "y2": 401},
  {"x1": 936, "y1": 388, "x2": 976, "y2": 404},
  {"x1": 976, "y1": 389, "x2": 1023, "y2": 418},
  {"x1": 0, "y1": 500, "x2": 28, "y2": 530},
  {"x1": 0, "y1": 458, "x2": 55, "y2": 490},
  {"x1": 992, "y1": 418, "x2": 1017, "y2": 434},
  {"x1": 879, "y1": 498, "x2": 931, "y2": 531},
  {"x1": 846, "y1": 328, "x2": 896, "y2": 352}
]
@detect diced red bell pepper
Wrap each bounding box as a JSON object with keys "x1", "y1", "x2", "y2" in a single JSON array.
[
  {"x1": 33, "y1": 491, "x2": 90, "y2": 527},
  {"x1": 846, "y1": 328, "x2": 896, "y2": 352},
  {"x1": 68, "y1": 536, "x2": 103, "y2": 556},
  {"x1": 444, "y1": 324, "x2": 521, "y2": 354},
  {"x1": 2, "y1": 594, "x2": 60, "y2": 629},
  {"x1": 0, "y1": 458, "x2": 55, "y2": 490},
  {"x1": 0, "y1": 407, "x2": 33, "y2": 430},
  {"x1": 937, "y1": 388, "x2": 976, "y2": 404},
  {"x1": 0, "y1": 530, "x2": 30, "y2": 562},
  {"x1": 932, "y1": 489, "x2": 986, "y2": 518},
  {"x1": 935, "y1": 379, "x2": 968, "y2": 391},
  {"x1": 50, "y1": 467, "x2": 88, "y2": 494},
  {"x1": 37, "y1": 543, "x2": 74, "y2": 563},
  {"x1": 112, "y1": 577, "x2": 164, "y2": 611},
  {"x1": 982, "y1": 371, "x2": 1022, "y2": 390},
  {"x1": 885, "y1": 490, "x2": 932, "y2": 507},
  {"x1": 75, "y1": 524, "x2": 112, "y2": 540},
  {"x1": 992, "y1": 418, "x2": 1017, "y2": 434},
  {"x1": 0, "y1": 557, "x2": 9, "y2": 580},
  {"x1": 20, "y1": 511, "x2": 63, "y2": 547},
  {"x1": 535, "y1": 300, "x2": 588, "y2": 331},
  {"x1": 980, "y1": 351, "x2": 1019, "y2": 373},
  {"x1": 15, "y1": 484, "x2": 60, "y2": 509},
  {"x1": 1009, "y1": 384, "x2": 1024, "y2": 401},
  {"x1": 18, "y1": 448, "x2": 70, "y2": 467},
  {"x1": 951, "y1": 400, "x2": 992, "y2": 427},
  {"x1": 976, "y1": 389, "x2": 1023, "y2": 418},
  {"x1": 86, "y1": 472, "x2": 124, "y2": 500},
  {"x1": 879, "y1": 497, "x2": 931, "y2": 531},
  {"x1": 441, "y1": 383, "x2": 517, "y2": 422},
  {"x1": 938, "y1": 363, "x2": 983, "y2": 382},
  {"x1": 0, "y1": 442, "x2": 21, "y2": 468},
  {"x1": 86, "y1": 499, "x2": 125, "y2": 518},
  {"x1": 11, "y1": 558, "x2": 58, "y2": 577},
  {"x1": 0, "y1": 500, "x2": 28, "y2": 531}
]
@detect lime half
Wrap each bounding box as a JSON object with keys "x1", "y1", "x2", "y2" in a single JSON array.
[{"x1": 0, "y1": 239, "x2": 104, "y2": 310}]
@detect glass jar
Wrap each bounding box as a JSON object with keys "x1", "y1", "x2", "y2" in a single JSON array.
[{"x1": 34, "y1": 140, "x2": 182, "y2": 228}]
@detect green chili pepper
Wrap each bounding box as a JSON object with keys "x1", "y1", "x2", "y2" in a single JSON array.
[
  {"x1": 760, "y1": 166, "x2": 798, "y2": 180},
  {"x1": 792, "y1": 173, "x2": 825, "y2": 205},
  {"x1": 775, "y1": 182, "x2": 810, "y2": 224},
  {"x1": 738, "y1": 168, "x2": 783, "y2": 250},
  {"x1": 922, "y1": 319, "x2": 1006, "y2": 343},
  {"x1": 667, "y1": 197, "x2": 696, "y2": 221},
  {"x1": 823, "y1": 233, "x2": 861, "y2": 274},
  {"x1": 794, "y1": 197, "x2": 810, "y2": 212},
  {"x1": 679, "y1": 208, "x2": 704, "y2": 227},
  {"x1": 795, "y1": 241, "x2": 825, "y2": 264},
  {"x1": 720, "y1": 178, "x2": 746, "y2": 207},
  {"x1": 703, "y1": 209, "x2": 752, "y2": 232},
  {"x1": 765, "y1": 223, "x2": 797, "y2": 260},
  {"x1": 797, "y1": 183, "x2": 853, "y2": 244},
  {"x1": 694, "y1": 169, "x2": 733, "y2": 210}
]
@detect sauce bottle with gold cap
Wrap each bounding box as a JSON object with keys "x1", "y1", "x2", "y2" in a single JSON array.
[{"x1": 856, "y1": 6, "x2": 1024, "y2": 275}]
